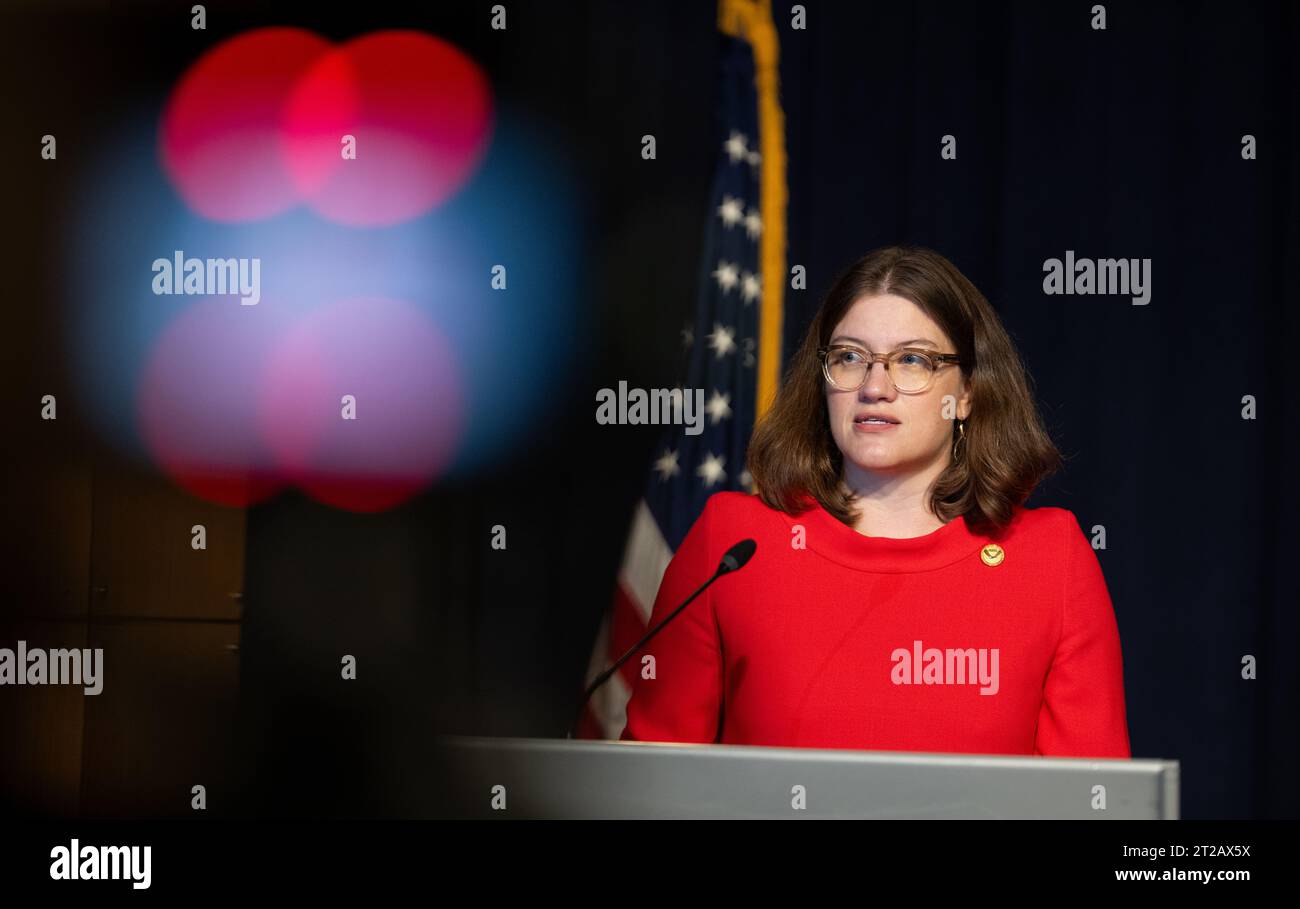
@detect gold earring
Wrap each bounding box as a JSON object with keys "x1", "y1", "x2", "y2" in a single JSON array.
[{"x1": 953, "y1": 419, "x2": 966, "y2": 459}]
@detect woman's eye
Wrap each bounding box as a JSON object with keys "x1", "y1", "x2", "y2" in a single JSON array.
[
  {"x1": 838, "y1": 350, "x2": 863, "y2": 364},
  {"x1": 899, "y1": 352, "x2": 930, "y2": 367}
]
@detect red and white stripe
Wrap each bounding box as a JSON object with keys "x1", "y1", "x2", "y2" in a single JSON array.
[{"x1": 575, "y1": 499, "x2": 674, "y2": 739}]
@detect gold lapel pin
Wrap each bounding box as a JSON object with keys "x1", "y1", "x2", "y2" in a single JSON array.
[{"x1": 980, "y1": 544, "x2": 1005, "y2": 567}]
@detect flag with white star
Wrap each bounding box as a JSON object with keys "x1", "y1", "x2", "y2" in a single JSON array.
[{"x1": 578, "y1": 29, "x2": 767, "y2": 740}]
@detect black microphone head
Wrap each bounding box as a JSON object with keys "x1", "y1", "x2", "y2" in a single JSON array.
[{"x1": 719, "y1": 538, "x2": 757, "y2": 574}]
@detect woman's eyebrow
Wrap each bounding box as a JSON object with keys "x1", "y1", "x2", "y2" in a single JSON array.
[{"x1": 829, "y1": 336, "x2": 939, "y2": 348}]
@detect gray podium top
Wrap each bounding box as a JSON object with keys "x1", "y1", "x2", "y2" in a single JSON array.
[{"x1": 429, "y1": 735, "x2": 1179, "y2": 819}]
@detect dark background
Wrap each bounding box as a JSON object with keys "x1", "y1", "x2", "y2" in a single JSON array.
[{"x1": 0, "y1": 0, "x2": 1295, "y2": 819}]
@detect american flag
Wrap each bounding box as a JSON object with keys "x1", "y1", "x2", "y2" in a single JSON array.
[{"x1": 576, "y1": 29, "x2": 768, "y2": 740}]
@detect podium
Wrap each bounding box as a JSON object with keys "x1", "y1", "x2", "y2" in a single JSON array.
[{"x1": 429, "y1": 735, "x2": 1179, "y2": 819}]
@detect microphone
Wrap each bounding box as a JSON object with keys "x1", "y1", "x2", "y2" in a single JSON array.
[
  {"x1": 567, "y1": 538, "x2": 757, "y2": 739},
  {"x1": 719, "y1": 538, "x2": 756, "y2": 573}
]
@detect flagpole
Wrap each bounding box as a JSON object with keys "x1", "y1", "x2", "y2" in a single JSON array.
[{"x1": 719, "y1": 0, "x2": 787, "y2": 423}]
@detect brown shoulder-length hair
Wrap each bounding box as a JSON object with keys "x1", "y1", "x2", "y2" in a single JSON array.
[{"x1": 746, "y1": 245, "x2": 1062, "y2": 537}]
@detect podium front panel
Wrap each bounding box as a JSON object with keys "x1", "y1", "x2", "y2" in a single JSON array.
[{"x1": 426, "y1": 735, "x2": 1179, "y2": 819}]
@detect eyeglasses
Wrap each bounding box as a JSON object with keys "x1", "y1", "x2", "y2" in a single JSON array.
[{"x1": 817, "y1": 344, "x2": 963, "y2": 394}]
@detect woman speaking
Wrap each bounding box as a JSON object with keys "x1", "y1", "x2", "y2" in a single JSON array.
[{"x1": 620, "y1": 245, "x2": 1131, "y2": 757}]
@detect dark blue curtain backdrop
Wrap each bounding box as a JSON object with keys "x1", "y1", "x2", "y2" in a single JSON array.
[{"x1": 775, "y1": 1, "x2": 1299, "y2": 819}]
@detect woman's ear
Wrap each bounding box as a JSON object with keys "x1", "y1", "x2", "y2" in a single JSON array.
[{"x1": 957, "y1": 375, "x2": 973, "y2": 420}]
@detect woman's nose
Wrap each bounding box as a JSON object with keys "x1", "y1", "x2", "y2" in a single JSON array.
[{"x1": 860, "y1": 361, "x2": 895, "y2": 397}]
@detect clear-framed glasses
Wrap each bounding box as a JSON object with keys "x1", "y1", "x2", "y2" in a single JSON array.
[{"x1": 817, "y1": 344, "x2": 963, "y2": 394}]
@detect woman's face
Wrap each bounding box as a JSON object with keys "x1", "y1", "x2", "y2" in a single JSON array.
[{"x1": 824, "y1": 293, "x2": 971, "y2": 480}]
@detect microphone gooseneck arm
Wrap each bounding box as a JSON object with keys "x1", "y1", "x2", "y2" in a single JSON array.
[{"x1": 567, "y1": 538, "x2": 756, "y2": 739}]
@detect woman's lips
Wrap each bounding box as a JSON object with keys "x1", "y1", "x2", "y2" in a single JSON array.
[{"x1": 852, "y1": 418, "x2": 899, "y2": 432}]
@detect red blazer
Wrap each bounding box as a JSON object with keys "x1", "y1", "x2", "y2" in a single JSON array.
[{"x1": 620, "y1": 491, "x2": 1131, "y2": 758}]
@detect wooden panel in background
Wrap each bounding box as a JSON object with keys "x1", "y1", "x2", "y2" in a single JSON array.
[
  {"x1": 0, "y1": 620, "x2": 88, "y2": 816},
  {"x1": 89, "y1": 463, "x2": 245, "y2": 621},
  {"x1": 79, "y1": 620, "x2": 241, "y2": 818},
  {"x1": 1, "y1": 455, "x2": 92, "y2": 620}
]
